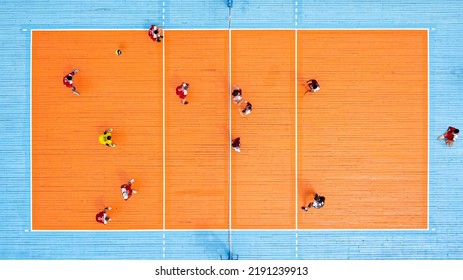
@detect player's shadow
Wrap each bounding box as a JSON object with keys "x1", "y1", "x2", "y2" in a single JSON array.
[
  {"x1": 190, "y1": 229, "x2": 230, "y2": 259},
  {"x1": 299, "y1": 180, "x2": 315, "y2": 206}
]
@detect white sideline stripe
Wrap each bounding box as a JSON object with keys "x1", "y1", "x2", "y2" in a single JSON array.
[
  {"x1": 31, "y1": 29, "x2": 149, "y2": 31},
  {"x1": 162, "y1": 28, "x2": 166, "y2": 231},
  {"x1": 427, "y1": 29, "x2": 430, "y2": 229},
  {"x1": 295, "y1": 0, "x2": 299, "y2": 248},
  {"x1": 29, "y1": 28, "x2": 430, "y2": 232},
  {"x1": 30, "y1": 28, "x2": 430, "y2": 31},
  {"x1": 295, "y1": 232, "x2": 298, "y2": 258},
  {"x1": 30, "y1": 30, "x2": 33, "y2": 231},
  {"x1": 295, "y1": 29, "x2": 298, "y2": 230},
  {"x1": 29, "y1": 228, "x2": 430, "y2": 232},
  {"x1": 162, "y1": 1, "x2": 166, "y2": 258}
]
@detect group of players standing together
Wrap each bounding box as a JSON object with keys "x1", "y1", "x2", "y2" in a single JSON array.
[
  {"x1": 61, "y1": 25, "x2": 358, "y2": 223},
  {"x1": 229, "y1": 80, "x2": 326, "y2": 211}
]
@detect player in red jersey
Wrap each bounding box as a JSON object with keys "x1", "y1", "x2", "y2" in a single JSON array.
[
  {"x1": 148, "y1": 25, "x2": 164, "y2": 42},
  {"x1": 304, "y1": 79, "x2": 320, "y2": 95},
  {"x1": 95, "y1": 207, "x2": 112, "y2": 224},
  {"x1": 176, "y1": 82, "x2": 189, "y2": 105},
  {"x1": 63, "y1": 69, "x2": 80, "y2": 96},
  {"x1": 121, "y1": 179, "x2": 137, "y2": 201},
  {"x1": 231, "y1": 137, "x2": 241, "y2": 152},
  {"x1": 438, "y1": 126, "x2": 459, "y2": 147}
]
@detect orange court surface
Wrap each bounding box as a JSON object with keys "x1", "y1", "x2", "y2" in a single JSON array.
[{"x1": 31, "y1": 29, "x2": 428, "y2": 230}]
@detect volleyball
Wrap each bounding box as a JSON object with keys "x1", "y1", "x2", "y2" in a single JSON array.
[{"x1": 116, "y1": 49, "x2": 122, "y2": 55}]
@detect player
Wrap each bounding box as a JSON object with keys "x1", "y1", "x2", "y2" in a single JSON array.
[
  {"x1": 231, "y1": 137, "x2": 241, "y2": 152},
  {"x1": 63, "y1": 69, "x2": 80, "y2": 96},
  {"x1": 121, "y1": 179, "x2": 137, "y2": 201},
  {"x1": 99, "y1": 128, "x2": 116, "y2": 147},
  {"x1": 148, "y1": 25, "x2": 164, "y2": 42},
  {"x1": 301, "y1": 193, "x2": 325, "y2": 211},
  {"x1": 438, "y1": 126, "x2": 459, "y2": 147},
  {"x1": 240, "y1": 101, "x2": 252, "y2": 116},
  {"x1": 304, "y1": 79, "x2": 320, "y2": 95},
  {"x1": 232, "y1": 86, "x2": 243, "y2": 104},
  {"x1": 95, "y1": 207, "x2": 112, "y2": 224},
  {"x1": 176, "y1": 82, "x2": 189, "y2": 105}
]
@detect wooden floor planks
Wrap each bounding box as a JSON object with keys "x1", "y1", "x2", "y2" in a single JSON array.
[
  {"x1": 31, "y1": 29, "x2": 428, "y2": 230},
  {"x1": 297, "y1": 30, "x2": 428, "y2": 229},
  {"x1": 231, "y1": 30, "x2": 296, "y2": 229},
  {"x1": 32, "y1": 31, "x2": 163, "y2": 230},
  {"x1": 164, "y1": 30, "x2": 229, "y2": 229}
]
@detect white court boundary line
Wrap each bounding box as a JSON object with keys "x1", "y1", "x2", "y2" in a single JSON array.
[
  {"x1": 29, "y1": 30, "x2": 33, "y2": 232},
  {"x1": 28, "y1": 28, "x2": 430, "y2": 232},
  {"x1": 295, "y1": 28, "x2": 299, "y2": 258},
  {"x1": 295, "y1": 31, "x2": 298, "y2": 230},
  {"x1": 32, "y1": 228, "x2": 430, "y2": 232},
  {"x1": 427, "y1": 28, "x2": 431, "y2": 231},
  {"x1": 162, "y1": 2, "x2": 166, "y2": 258},
  {"x1": 162, "y1": 26, "x2": 166, "y2": 232},
  {"x1": 29, "y1": 28, "x2": 430, "y2": 31},
  {"x1": 295, "y1": 1, "x2": 299, "y2": 258}
]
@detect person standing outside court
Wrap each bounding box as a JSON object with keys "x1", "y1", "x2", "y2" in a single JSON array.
[{"x1": 438, "y1": 126, "x2": 459, "y2": 147}]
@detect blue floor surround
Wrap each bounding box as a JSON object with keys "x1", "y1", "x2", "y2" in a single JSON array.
[{"x1": 0, "y1": 0, "x2": 462, "y2": 259}]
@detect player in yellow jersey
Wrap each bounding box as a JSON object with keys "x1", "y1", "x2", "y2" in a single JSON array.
[{"x1": 99, "y1": 128, "x2": 116, "y2": 147}]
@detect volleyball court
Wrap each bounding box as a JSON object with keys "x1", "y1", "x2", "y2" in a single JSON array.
[{"x1": 31, "y1": 27, "x2": 428, "y2": 231}]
